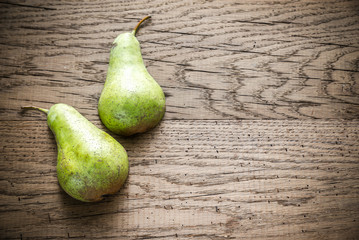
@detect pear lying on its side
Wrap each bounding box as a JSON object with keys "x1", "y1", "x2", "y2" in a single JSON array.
[
  {"x1": 98, "y1": 16, "x2": 166, "y2": 136},
  {"x1": 22, "y1": 103, "x2": 128, "y2": 202}
]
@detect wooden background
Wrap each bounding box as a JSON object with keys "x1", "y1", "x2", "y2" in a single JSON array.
[{"x1": 1, "y1": 0, "x2": 359, "y2": 239}]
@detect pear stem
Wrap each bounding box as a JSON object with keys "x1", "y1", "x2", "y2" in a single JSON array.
[
  {"x1": 132, "y1": 16, "x2": 151, "y2": 36},
  {"x1": 21, "y1": 106, "x2": 49, "y2": 115}
]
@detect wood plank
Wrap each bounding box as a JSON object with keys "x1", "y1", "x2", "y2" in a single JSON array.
[
  {"x1": 1, "y1": 120, "x2": 358, "y2": 239},
  {"x1": 1, "y1": 0, "x2": 359, "y2": 120}
]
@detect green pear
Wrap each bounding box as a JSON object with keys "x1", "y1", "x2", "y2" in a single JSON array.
[
  {"x1": 22, "y1": 104, "x2": 128, "y2": 202},
  {"x1": 98, "y1": 16, "x2": 166, "y2": 136}
]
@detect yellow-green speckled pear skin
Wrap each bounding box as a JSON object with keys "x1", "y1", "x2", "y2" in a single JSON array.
[
  {"x1": 98, "y1": 16, "x2": 165, "y2": 136},
  {"x1": 47, "y1": 104, "x2": 128, "y2": 202}
]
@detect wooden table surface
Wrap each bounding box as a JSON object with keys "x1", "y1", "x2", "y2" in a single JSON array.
[{"x1": 1, "y1": 0, "x2": 359, "y2": 239}]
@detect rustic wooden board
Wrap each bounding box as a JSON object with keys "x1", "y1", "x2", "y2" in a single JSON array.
[
  {"x1": 1, "y1": 0, "x2": 359, "y2": 120},
  {"x1": 1, "y1": 0, "x2": 359, "y2": 239},
  {"x1": 1, "y1": 120, "x2": 359, "y2": 239}
]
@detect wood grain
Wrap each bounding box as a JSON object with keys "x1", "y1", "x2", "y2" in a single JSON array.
[
  {"x1": 1, "y1": 120, "x2": 359, "y2": 239},
  {"x1": 1, "y1": 0, "x2": 359, "y2": 239},
  {"x1": 1, "y1": 0, "x2": 359, "y2": 120}
]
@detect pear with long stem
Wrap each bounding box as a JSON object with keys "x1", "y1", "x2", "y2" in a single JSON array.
[
  {"x1": 22, "y1": 104, "x2": 128, "y2": 202},
  {"x1": 98, "y1": 16, "x2": 166, "y2": 136}
]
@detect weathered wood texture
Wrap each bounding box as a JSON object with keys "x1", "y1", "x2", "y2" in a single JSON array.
[
  {"x1": 1, "y1": 0, "x2": 359, "y2": 239},
  {"x1": 1, "y1": 120, "x2": 359, "y2": 239},
  {"x1": 0, "y1": 0, "x2": 359, "y2": 120}
]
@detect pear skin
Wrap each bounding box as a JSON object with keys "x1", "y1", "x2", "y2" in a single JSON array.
[
  {"x1": 98, "y1": 16, "x2": 166, "y2": 136},
  {"x1": 22, "y1": 104, "x2": 128, "y2": 202}
]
